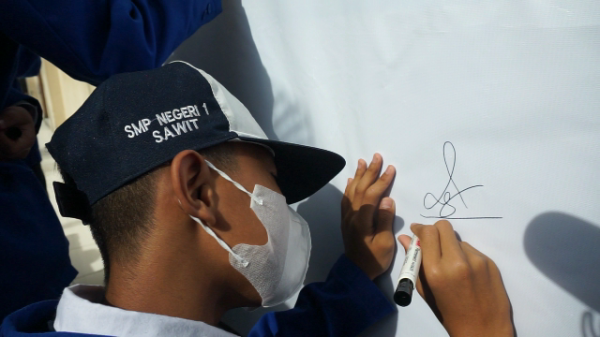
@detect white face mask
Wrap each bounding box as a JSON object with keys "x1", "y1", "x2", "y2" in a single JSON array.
[{"x1": 188, "y1": 160, "x2": 311, "y2": 307}]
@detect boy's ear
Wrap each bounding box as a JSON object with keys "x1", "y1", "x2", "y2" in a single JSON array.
[{"x1": 170, "y1": 150, "x2": 216, "y2": 226}]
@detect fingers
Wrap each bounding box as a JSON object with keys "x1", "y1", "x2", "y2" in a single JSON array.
[
  {"x1": 398, "y1": 234, "x2": 412, "y2": 252},
  {"x1": 370, "y1": 199, "x2": 396, "y2": 261},
  {"x1": 357, "y1": 165, "x2": 395, "y2": 227},
  {"x1": 0, "y1": 127, "x2": 35, "y2": 160},
  {"x1": 398, "y1": 233, "x2": 431, "y2": 310},
  {"x1": 411, "y1": 223, "x2": 441, "y2": 265},
  {"x1": 342, "y1": 177, "x2": 352, "y2": 215},
  {"x1": 353, "y1": 154, "x2": 383, "y2": 208},
  {"x1": 373, "y1": 197, "x2": 395, "y2": 238},
  {"x1": 343, "y1": 154, "x2": 394, "y2": 218},
  {"x1": 0, "y1": 106, "x2": 36, "y2": 160},
  {"x1": 340, "y1": 153, "x2": 398, "y2": 280},
  {"x1": 348, "y1": 159, "x2": 367, "y2": 201},
  {"x1": 0, "y1": 129, "x2": 33, "y2": 160},
  {"x1": 434, "y1": 220, "x2": 464, "y2": 259},
  {"x1": 1, "y1": 106, "x2": 34, "y2": 127},
  {"x1": 362, "y1": 165, "x2": 395, "y2": 207},
  {"x1": 343, "y1": 159, "x2": 367, "y2": 214}
]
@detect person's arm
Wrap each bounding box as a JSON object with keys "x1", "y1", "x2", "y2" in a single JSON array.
[
  {"x1": 249, "y1": 154, "x2": 399, "y2": 336},
  {"x1": 398, "y1": 221, "x2": 515, "y2": 337},
  {"x1": 0, "y1": 0, "x2": 221, "y2": 85}
]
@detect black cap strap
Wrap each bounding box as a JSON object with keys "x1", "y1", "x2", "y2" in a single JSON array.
[{"x1": 53, "y1": 182, "x2": 92, "y2": 225}]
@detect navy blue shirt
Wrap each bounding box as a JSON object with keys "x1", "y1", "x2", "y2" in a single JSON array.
[{"x1": 0, "y1": 0, "x2": 221, "y2": 321}]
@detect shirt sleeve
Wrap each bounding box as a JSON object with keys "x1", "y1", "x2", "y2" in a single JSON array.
[
  {"x1": 0, "y1": 0, "x2": 222, "y2": 85},
  {"x1": 248, "y1": 255, "x2": 396, "y2": 337}
]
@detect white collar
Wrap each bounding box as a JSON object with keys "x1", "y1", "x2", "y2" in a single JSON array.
[{"x1": 54, "y1": 284, "x2": 238, "y2": 337}]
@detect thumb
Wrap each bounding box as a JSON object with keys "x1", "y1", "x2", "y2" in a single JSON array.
[
  {"x1": 374, "y1": 197, "x2": 395, "y2": 236},
  {"x1": 398, "y1": 234, "x2": 412, "y2": 253}
]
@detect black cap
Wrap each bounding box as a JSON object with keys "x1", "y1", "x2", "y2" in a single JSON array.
[
  {"x1": 47, "y1": 61, "x2": 345, "y2": 222},
  {"x1": 394, "y1": 279, "x2": 414, "y2": 307}
]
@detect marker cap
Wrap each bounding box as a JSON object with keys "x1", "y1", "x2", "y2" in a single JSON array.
[{"x1": 394, "y1": 278, "x2": 414, "y2": 307}]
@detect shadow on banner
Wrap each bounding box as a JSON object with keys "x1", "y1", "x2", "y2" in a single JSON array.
[{"x1": 524, "y1": 211, "x2": 600, "y2": 333}]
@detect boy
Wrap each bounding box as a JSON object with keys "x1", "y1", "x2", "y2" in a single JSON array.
[{"x1": 1, "y1": 62, "x2": 513, "y2": 336}]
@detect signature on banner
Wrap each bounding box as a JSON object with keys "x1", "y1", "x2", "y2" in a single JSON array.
[{"x1": 421, "y1": 141, "x2": 502, "y2": 220}]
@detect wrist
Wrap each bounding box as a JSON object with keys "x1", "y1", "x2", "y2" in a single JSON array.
[{"x1": 343, "y1": 253, "x2": 378, "y2": 281}]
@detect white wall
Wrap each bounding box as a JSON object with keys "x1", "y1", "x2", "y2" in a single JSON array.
[
  {"x1": 170, "y1": 1, "x2": 600, "y2": 335},
  {"x1": 39, "y1": 59, "x2": 95, "y2": 130}
]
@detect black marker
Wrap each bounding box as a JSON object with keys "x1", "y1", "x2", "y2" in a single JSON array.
[{"x1": 394, "y1": 235, "x2": 422, "y2": 307}]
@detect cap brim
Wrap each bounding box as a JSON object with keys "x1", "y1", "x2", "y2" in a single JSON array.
[{"x1": 238, "y1": 137, "x2": 346, "y2": 204}]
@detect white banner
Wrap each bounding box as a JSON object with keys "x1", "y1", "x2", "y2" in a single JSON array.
[{"x1": 170, "y1": 1, "x2": 600, "y2": 335}]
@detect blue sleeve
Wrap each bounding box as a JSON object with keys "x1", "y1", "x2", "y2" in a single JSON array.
[
  {"x1": 0, "y1": 0, "x2": 222, "y2": 85},
  {"x1": 248, "y1": 255, "x2": 396, "y2": 337},
  {"x1": 0, "y1": 162, "x2": 77, "y2": 321}
]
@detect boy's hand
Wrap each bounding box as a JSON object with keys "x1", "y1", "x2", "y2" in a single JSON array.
[
  {"x1": 342, "y1": 153, "x2": 396, "y2": 280},
  {"x1": 399, "y1": 221, "x2": 514, "y2": 337},
  {"x1": 0, "y1": 106, "x2": 35, "y2": 161}
]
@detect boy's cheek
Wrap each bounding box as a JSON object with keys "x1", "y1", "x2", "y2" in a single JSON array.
[{"x1": 217, "y1": 206, "x2": 269, "y2": 247}]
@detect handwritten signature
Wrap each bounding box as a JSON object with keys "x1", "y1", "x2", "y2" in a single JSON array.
[{"x1": 421, "y1": 141, "x2": 502, "y2": 220}]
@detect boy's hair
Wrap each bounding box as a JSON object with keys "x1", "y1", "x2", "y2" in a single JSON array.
[{"x1": 60, "y1": 143, "x2": 237, "y2": 284}]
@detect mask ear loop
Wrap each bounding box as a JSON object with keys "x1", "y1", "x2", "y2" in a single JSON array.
[
  {"x1": 204, "y1": 160, "x2": 263, "y2": 206},
  {"x1": 178, "y1": 200, "x2": 250, "y2": 267}
]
